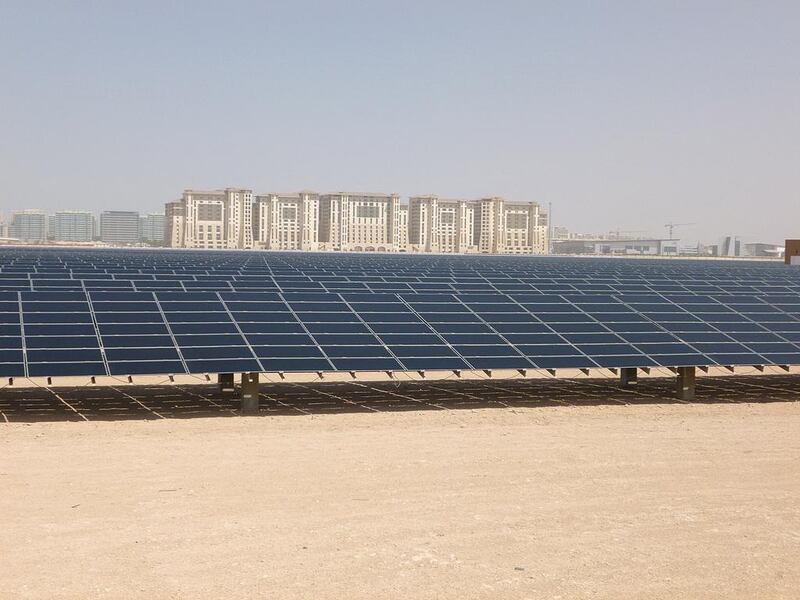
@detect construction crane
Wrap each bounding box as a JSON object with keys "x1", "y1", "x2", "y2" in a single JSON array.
[{"x1": 665, "y1": 222, "x2": 693, "y2": 240}]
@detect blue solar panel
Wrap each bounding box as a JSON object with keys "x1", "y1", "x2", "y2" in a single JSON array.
[{"x1": 2, "y1": 247, "x2": 800, "y2": 377}]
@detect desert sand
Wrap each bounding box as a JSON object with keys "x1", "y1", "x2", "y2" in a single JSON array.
[{"x1": 2, "y1": 380, "x2": 799, "y2": 599}]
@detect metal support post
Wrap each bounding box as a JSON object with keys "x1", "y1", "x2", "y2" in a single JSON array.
[
  {"x1": 676, "y1": 366, "x2": 696, "y2": 400},
  {"x1": 241, "y1": 372, "x2": 260, "y2": 414},
  {"x1": 620, "y1": 367, "x2": 638, "y2": 387}
]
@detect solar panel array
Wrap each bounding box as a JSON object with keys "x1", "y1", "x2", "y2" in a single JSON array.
[{"x1": 1, "y1": 248, "x2": 800, "y2": 378}]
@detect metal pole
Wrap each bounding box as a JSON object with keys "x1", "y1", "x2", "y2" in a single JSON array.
[
  {"x1": 241, "y1": 372, "x2": 260, "y2": 414},
  {"x1": 676, "y1": 366, "x2": 696, "y2": 400},
  {"x1": 620, "y1": 367, "x2": 638, "y2": 387}
]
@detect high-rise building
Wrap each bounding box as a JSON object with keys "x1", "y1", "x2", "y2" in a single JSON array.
[
  {"x1": 500, "y1": 201, "x2": 548, "y2": 254},
  {"x1": 471, "y1": 198, "x2": 548, "y2": 254},
  {"x1": 180, "y1": 188, "x2": 254, "y2": 249},
  {"x1": 396, "y1": 203, "x2": 409, "y2": 251},
  {"x1": 140, "y1": 213, "x2": 165, "y2": 245},
  {"x1": 409, "y1": 196, "x2": 547, "y2": 254},
  {"x1": 164, "y1": 201, "x2": 185, "y2": 248},
  {"x1": 718, "y1": 235, "x2": 742, "y2": 257},
  {"x1": 319, "y1": 192, "x2": 401, "y2": 252},
  {"x1": 254, "y1": 192, "x2": 319, "y2": 251},
  {"x1": 100, "y1": 211, "x2": 140, "y2": 245},
  {"x1": 163, "y1": 186, "x2": 548, "y2": 255},
  {"x1": 51, "y1": 211, "x2": 95, "y2": 242},
  {"x1": 9, "y1": 210, "x2": 47, "y2": 242},
  {"x1": 409, "y1": 196, "x2": 477, "y2": 253},
  {"x1": 474, "y1": 197, "x2": 503, "y2": 253}
]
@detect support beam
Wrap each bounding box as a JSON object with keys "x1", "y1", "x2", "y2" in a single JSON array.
[
  {"x1": 218, "y1": 372, "x2": 235, "y2": 393},
  {"x1": 676, "y1": 366, "x2": 696, "y2": 400},
  {"x1": 620, "y1": 367, "x2": 638, "y2": 387},
  {"x1": 240, "y1": 372, "x2": 260, "y2": 414}
]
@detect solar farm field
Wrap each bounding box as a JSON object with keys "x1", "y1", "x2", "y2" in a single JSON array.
[
  {"x1": 3, "y1": 248, "x2": 800, "y2": 599},
  {"x1": 1, "y1": 247, "x2": 800, "y2": 379}
]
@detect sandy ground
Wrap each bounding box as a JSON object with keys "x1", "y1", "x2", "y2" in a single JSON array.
[{"x1": 2, "y1": 401, "x2": 800, "y2": 599}]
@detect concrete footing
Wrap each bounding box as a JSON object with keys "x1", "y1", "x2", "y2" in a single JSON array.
[
  {"x1": 676, "y1": 366, "x2": 696, "y2": 400},
  {"x1": 241, "y1": 372, "x2": 260, "y2": 414},
  {"x1": 620, "y1": 367, "x2": 638, "y2": 387}
]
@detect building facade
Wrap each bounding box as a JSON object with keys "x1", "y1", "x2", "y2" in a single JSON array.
[
  {"x1": 409, "y1": 196, "x2": 479, "y2": 254},
  {"x1": 164, "y1": 188, "x2": 549, "y2": 255},
  {"x1": 554, "y1": 238, "x2": 677, "y2": 255},
  {"x1": 140, "y1": 213, "x2": 165, "y2": 244},
  {"x1": 254, "y1": 192, "x2": 319, "y2": 250},
  {"x1": 319, "y1": 193, "x2": 401, "y2": 252},
  {"x1": 9, "y1": 210, "x2": 47, "y2": 242},
  {"x1": 181, "y1": 189, "x2": 254, "y2": 250},
  {"x1": 100, "y1": 211, "x2": 140, "y2": 245},
  {"x1": 395, "y1": 204, "x2": 409, "y2": 251},
  {"x1": 52, "y1": 211, "x2": 95, "y2": 242},
  {"x1": 164, "y1": 201, "x2": 185, "y2": 248},
  {"x1": 408, "y1": 196, "x2": 547, "y2": 254},
  {"x1": 499, "y1": 200, "x2": 549, "y2": 254}
]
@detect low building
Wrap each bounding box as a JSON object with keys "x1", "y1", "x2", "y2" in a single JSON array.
[
  {"x1": 743, "y1": 242, "x2": 783, "y2": 258},
  {"x1": 554, "y1": 238, "x2": 678, "y2": 255}
]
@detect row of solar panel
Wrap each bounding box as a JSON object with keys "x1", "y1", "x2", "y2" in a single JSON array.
[
  {"x1": 4, "y1": 350, "x2": 800, "y2": 378},
  {"x1": 3, "y1": 283, "x2": 799, "y2": 293},
  {"x1": 2, "y1": 289, "x2": 800, "y2": 302},
  {"x1": 0, "y1": 268, "x2": 797, "y2": 278},
  {"x1": 3, "y1": 322, "x2": 800, "y2": 375},
  {"x1": 2, "y1": 270, "x2": 798, "y2": 280},
  {"x1": 2, "y1": 277, "x2": 798, "y2": 291}
]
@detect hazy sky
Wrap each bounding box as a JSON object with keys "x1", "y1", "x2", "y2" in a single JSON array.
[{"x1": 1, "y1": 1, "x2": 798, "y2": 244}]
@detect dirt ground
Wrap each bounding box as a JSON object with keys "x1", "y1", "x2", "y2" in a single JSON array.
[{"x1": 2, "y1": 399, "x2": 800, "y2": 599}]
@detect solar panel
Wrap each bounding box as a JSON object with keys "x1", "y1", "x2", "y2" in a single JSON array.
[{"x1": 1, "y1": 247, "x2": 800, "y2": 378}]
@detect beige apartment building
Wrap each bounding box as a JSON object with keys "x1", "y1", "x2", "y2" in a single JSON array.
[
  {"x1": 318, "y1": 192, "x2": 402, "y2": 252},
  {"x1": 254, "y1": 192, "x2": 319, "y2": 251},
  {"x1": 166, "y1": 188, "x2": 548, "y2": 254},
  {"x1": 172, "y1": 188, "x2": 254, "y2": 250},
  {"x1": 396, "y1": 204, "x2": 409, "y2": 251},
  {"x1": 409, "y1": 196, "x2": 547, "y2": 254},
  {"x1": 495, "y1": 199, "x2": 548, "y2": 254},
  {"x1": 164, "y1": 201, "x2": 185, "y2": 248},
  {"x1": 409, "y1": 196, "x2": 478, "y2": 253}
]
